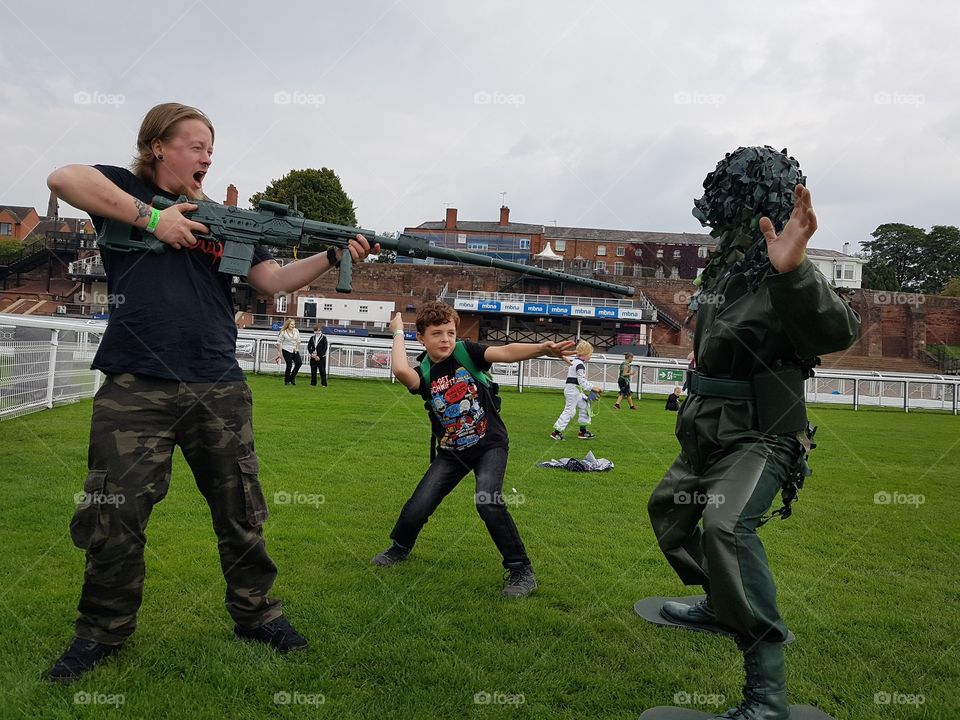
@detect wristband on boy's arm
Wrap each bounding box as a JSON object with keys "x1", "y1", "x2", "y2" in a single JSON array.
[
  {"x1": 145, "y1": 207, "x2": 161, "y2": 233},
  {"x1": 392, "y1": 330, "x2": 404, "y2": 338}
]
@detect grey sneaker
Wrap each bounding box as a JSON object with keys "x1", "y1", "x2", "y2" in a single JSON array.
[
  {"x1": 577, "y1": 430, "x2": 596, "y2": 440},
  {"x1": 371, "y1": 544, "x2": 410, "y2": 567},
  {"x1": 502, "y1": 564, "x2": 538, "y2": 598},
  {"x1": 550, "y1": 430, "x2": 563, "y2": 441}
]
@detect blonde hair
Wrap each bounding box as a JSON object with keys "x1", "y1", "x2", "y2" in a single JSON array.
[
  {"x1": 132, "y1": 103, "x2": 215, "y2": 187},
  {"x1": 281, "y1": 318, "x2": 296, "y2": 333},
  {"x1": 575, "y1": 340, "x2": 593, "y2": 357}
]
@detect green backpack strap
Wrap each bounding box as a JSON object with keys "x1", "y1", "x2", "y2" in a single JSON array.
[
  {"x1": 452, "y1": 341, "x2": 491, "y2": 387},
  {"x1": 419, "y1": 341, "x2": 491, "y2": 388}
]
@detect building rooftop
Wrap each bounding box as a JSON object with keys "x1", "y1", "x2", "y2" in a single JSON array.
[{"x1": 415, "y1": 220, "x2": 545, "y2": 234}]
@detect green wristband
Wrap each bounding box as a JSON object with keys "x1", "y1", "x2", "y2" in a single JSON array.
[{"x1": 145, "y1": 207, "x2": 161, "y2": 233}]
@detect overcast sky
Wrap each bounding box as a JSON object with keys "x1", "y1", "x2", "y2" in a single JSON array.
[{"x1": 2, "y1": 1, "x2": 957, "y2": 252}]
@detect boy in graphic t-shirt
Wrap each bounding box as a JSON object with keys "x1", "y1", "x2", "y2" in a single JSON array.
[{"x1": 372, "y1": 301, "x2": 574, "y2": 597}]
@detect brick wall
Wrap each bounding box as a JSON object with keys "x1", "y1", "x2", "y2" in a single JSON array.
[{"x1": 240, "y1": 262, "x2": 960, "y2": 360}]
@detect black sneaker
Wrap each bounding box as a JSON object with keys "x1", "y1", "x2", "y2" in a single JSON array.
[
  {"x1": 48, "y1": 637, "x2": 123, "y2": 683},
  {"x1": 577, "y1": 430, "x2": 596, "y2": 440},
  {"x1": 502, "y1": 564, "x2": 538, "y2": 598},
  {"x1": 234, "y1": 616, "x2": 307, "y2": 653},
  {"x1": 550, "y1": 430, "x2": 563, "y2": 441},
  {"x1": 371, "y1": 544, "x2": 410, "y2": 567}
]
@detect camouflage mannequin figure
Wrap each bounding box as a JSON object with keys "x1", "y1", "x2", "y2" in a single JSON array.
[{"x1": 645, "y1": 147, "x2": 860, "y2": 719}]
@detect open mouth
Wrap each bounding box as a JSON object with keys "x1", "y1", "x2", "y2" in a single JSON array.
[{"x1": 193, "y1": 171, "x2": 206, "y2": 187}]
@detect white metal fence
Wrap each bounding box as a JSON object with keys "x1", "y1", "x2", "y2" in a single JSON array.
[{"x1": 1, "y1": 313, "x2": 957, "y2": 420}]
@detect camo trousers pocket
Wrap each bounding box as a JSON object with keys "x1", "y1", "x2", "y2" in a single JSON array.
[
  {"x1": 238, "y1": 454, "x2": 269, "y2": 527},
  {"x1": 70, "y1": 470, "x2": 108, "y2": 550}
]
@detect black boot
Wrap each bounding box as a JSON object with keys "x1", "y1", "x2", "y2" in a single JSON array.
[
  {"x1": 660, "y1": 595, "x2": 718, "y2": 626},
  {"x1": 711, "y1": 638, "x2": 789, "y2": 719},
  {"x1": 48, "y1": 637, "x2": 123, "y2": 683}
]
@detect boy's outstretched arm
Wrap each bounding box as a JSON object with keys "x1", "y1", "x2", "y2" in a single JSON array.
[
  {"x1": 484, "y1": 340, "x2": 576, "y2": 364},
  {"x1": 389, "y1": 312, "x2": 420, "y2": 390}
]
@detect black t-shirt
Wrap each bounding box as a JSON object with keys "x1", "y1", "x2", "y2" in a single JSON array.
[
  {"x1": 411, "y1": 340, "x2": 508, "y2": 457},
  {"x1": 89, "y1": 165, "x2": 273, "y2": 382}
]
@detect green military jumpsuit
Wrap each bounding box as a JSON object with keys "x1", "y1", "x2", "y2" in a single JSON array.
[{"x1": 648, "y1": 257, "x2": 860, "y2": 643}]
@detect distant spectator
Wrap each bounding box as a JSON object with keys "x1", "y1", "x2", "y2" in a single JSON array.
[{"x1": 665, "y1": 385, "x2": 682, "y2": 411}]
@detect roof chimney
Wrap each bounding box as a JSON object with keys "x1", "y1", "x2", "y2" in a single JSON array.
[
  {"x1": 499, "y1": 205, "x2": 510, "y2": 227},
  {"x1": 225, "y1": 184, "x2": 239, "y2": 207},
  {"x1": 47, "y1": 190, "x2": 59, "y2": 219},
  {"x1": 842, "y1": 241, "x2": 850, "y2": 255},
  {"x1": 445, "y1": 207, "x2": 458, "y2": 230}
]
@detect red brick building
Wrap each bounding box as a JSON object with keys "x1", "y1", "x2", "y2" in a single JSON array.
[{"x1": 0, "y1": 206, "x2": 41, "y2": 240}]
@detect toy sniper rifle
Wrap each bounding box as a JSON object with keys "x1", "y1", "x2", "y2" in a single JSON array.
[{"x1": 97, "y1": 196, "x2": 635, "y2": 297}]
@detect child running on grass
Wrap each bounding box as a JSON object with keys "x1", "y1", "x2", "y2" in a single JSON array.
[
  {"x1": 550, "y1": 340, "x2": 602, "y2": 440},
  {"x1": 372, "y1": 302, "x2": 574, "y2": 598},
  {"x1": 613, "y1": 352, "x2": 637, "y2": 410}
]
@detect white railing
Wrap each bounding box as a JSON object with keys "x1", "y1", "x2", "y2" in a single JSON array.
[
  {"x1": 450, "y1": 289, "x2": 654, "y2": 311},
  {"x1": 0, "y1": 313, "x2": 957, "y2": 419}
]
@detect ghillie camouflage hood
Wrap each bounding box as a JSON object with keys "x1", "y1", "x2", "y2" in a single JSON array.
[{"x1": 690, "y1": 146, "x2": 806, "y2": 312}]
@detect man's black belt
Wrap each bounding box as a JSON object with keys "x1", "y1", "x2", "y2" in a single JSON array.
[
  {"x1": 686, "y1": 367, "x2": 809, "y2": 435},
  {"x1": 565, "y1": 378, "x2": 581, "y2": 385},
  {"x1": 688, "y1": 373, "x2": 753, "y2": 400}
]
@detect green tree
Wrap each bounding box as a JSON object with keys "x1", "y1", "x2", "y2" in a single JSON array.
[
  {"x1": 862, "y1": 259, "x2": 900, "y2": 291},
  {"x1": 940, "y1": 277, "x2": 960, "y2": 297},
  {"x1": 921, "y1": 225, "x2": 960, "y2": 294},
  {"x1": 249, "y1": 168, "x2": 358, "y2": 226},
  {"x1": 861, "y1": 223, "x2": 926, "y2": 290},
  {"x1": 0, "y1": 237, "x2": 22, "y2": 262}
]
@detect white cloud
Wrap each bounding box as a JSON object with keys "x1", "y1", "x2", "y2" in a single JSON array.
[{"x1": 1, "y1": 0, "x2": 957, "y2": 250}]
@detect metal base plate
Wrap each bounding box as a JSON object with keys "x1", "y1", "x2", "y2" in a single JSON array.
[
  {"x1": 633, "y1": 595, "x2": 795, "y2": 644},
  {"x1": 639, "y1": 704, "x2": 834, "y2": 719}
]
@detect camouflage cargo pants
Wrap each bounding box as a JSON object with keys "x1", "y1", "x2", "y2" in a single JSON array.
[{"x1": 70, "y1": 373, "x2": 283, "y2": 645}]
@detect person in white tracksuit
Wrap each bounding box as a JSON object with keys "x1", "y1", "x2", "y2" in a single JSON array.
[{"x1": 551, "y1": 340, "x2": 601, "y2": 440}]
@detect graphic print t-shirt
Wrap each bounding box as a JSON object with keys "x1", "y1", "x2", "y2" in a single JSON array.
[
  {"x1": 89, "y1": 165, "x2": 273, "y2": 382},
  {"x1": 411, "y1": 340, "x2": 508, "y2": 456}
]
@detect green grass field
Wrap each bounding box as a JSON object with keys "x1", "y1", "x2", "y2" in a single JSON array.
[{"x1": 0, "y1": 375, "x2": 957, "y2": 719}]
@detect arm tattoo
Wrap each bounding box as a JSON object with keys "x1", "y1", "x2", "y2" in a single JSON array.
[{"x1": 133, "y1": 198, "x2": 150, "y2": 221}]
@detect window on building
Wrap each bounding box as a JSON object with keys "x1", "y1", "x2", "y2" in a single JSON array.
[
  {"x1": 594, "y1": 260, "x2": 607, "y2": 272},
  {"x1": 555, "y1": 239, "x2": 566, "y2": 251},
  {"x1": 656, "y1": 249, "x2": 664, "y2": 259},
  {"x1": 673, "y1": 249, "x2": 681, "y2": 259},
  {"x1": 844, "y1": 265, "x2": 855, "y2": 280},
  {"x1": 457, "y1": 233, "x2": 467, "y2": 245},
  {"x1": 671, "y1": 266, "x2": 680, "y2": 279},
  {"x1": 0, "y1": 223, "x2": 11, "y2": 236},
  {"x1": 275, "y1": 295, "x2": 287, "y2": 313},
  {"x1": 834, "y1": 264, "x2": 843, "y2": 280},
  {"x1": 614, "y1": 262, "x2": 624, "y2": 275},
  {"x1": 518, "y1": 238, "x2": 530, "y2": 249},
  {"x1": 616, "y1": 246, "x2": 625, "y2": 257},
  {"x1": 654, "y1": 266, "x2": 664, "y2": 279},
  {"x1": 698, "y1": 246, "x2": 709, "y2": 258},
  {"x1": 597, "y1": 245, "x2": 606, "y2": 256},
  {"x1": 633, "y1": 264, "x2": 644, "y2": 277},
  {"x1": 467, "y1": 242, "x2": 489, "y2": 250}
]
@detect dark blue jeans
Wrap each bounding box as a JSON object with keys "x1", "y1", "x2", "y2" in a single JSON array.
[{"x1": 390, "y1": 447, "x2": 530, "y2": 568}]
